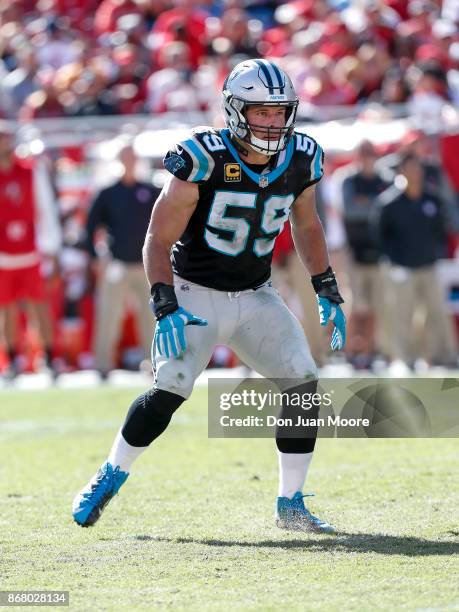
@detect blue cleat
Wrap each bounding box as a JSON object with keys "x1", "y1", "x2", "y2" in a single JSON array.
[
  {"x1": 276, "y1": 491, "x2": 336, "y2": 534},
  {"x1": 72, "y1": 462, "x2": 129, "y2": 527}
]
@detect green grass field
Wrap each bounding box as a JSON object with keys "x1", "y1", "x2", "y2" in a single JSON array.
[{"x1": 1, "y1": 386, "x2": 458, "y2": 611}]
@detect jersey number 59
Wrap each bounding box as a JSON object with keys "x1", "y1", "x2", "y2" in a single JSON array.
[{"x1": 204, "y1": 190, "x2": 294, "y2": 257}]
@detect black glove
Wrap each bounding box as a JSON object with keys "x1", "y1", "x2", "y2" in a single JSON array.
[
  {"x1": 150, "y1": 283, "x2": 179, "y2": 320},
  {"x1": 311, "y1": 266, "x2": 344, "y2": 304}
]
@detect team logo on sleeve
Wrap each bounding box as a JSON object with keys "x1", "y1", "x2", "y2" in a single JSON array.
[
  {"x1": 224, "y1": 163, "x2": 241, "y2": 182},
  {"x1": 164, "y1": 152, "x2": 186, "y2": 174}
]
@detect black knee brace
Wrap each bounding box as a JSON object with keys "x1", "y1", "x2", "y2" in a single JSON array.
[
  {"x1": 122, "y1": 387, "x2": 184, "y2": 447},
  {"x1": 275, "y1": 380, "x2": 319, "y2": 454}
]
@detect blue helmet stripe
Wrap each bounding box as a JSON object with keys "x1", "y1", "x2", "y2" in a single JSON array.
[
  {"x1": 260, "y1": 59, "x2": 279, "y2": 88},
  {"x1": 254, "y1": 59, "x2": 274, "y2": 95},
  {"x1": 270, "y1": 62, "x2": 285, "y2": 94}
]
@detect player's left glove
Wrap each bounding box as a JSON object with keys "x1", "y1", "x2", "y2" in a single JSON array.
[
  {"x1": 150, "y1": 283, "x2": 207, "y2": 359},
  {"x1": 311, "y1": 266, "x2": 346, "y2": 351}
]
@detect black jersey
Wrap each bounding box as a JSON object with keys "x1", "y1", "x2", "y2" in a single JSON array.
[{"x1": 163, "y1": 127, "x2": 324, "y2": 291}]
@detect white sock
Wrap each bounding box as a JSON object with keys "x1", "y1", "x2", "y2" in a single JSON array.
[
  {"x1": 107, "y1": 430, "x2": 148, "y2": 473},
  {"x1": 278, "y1": 451, "x2": 313, "y2": 499}
]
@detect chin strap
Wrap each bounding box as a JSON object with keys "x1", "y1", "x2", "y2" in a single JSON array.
[
  {"x1": 231, "y1": 135, "x2": 277, "y2": 167},
  {"x1": 231, "y1": 135, "x2": 250, "y2": 157}
]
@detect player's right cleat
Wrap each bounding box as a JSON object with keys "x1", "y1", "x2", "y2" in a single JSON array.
[{"x1": 72, "y1": 462, "x2": 129, "y2": 527}]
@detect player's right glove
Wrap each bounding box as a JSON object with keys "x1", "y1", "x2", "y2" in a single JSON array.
[
  {"x1": 311, "y1": 266, "x2": 346, "y2": 351},
  {"x1": 150, "y1": 283, "x2": 207, "y2": 359}
]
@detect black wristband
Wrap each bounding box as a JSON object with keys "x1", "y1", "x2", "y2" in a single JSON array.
[
  {"x1": 150, "y1": 283, "x2": 179, "y2": 320},
  {"x1": 311, "y1": 266, "x2": 344, "y2": 304}
]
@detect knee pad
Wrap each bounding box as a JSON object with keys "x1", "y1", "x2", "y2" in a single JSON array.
[
  {"x1": 275, "y1": 379, "x2": 319, "y2": 454},
  {"x1": 154, "y1": 365, "x2": 196, "y2": 399},
  {"x1": 276, "y1": 435, "x2": 317, "y2": 454},
  {"x1": 122, "y1": 387, "x2": 185, "y2": 447}
]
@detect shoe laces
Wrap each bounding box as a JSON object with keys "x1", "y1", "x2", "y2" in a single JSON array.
[
  {"x1": 293, "y1": 493, "x2": 327, "y2": 525},
  {"x1": 82, "y1": 464, "x2": 118, "y2": 505}
]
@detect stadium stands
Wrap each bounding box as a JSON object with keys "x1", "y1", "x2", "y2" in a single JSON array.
[{"x1": 0, "y1": 0, "x2": 457, "y2": 118}]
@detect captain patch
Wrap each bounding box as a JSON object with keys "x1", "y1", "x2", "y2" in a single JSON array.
[{"x1": 224, "y1": 163, "x2": 241, "y2": 182}]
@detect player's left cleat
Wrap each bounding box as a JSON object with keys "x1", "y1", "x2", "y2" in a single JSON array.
[
  {"x1": 72, "y1": 462, "x2": 129, "y2": 527},
  {"x1": 276, "y1": 491, "x2": 336, "y2": 534}
]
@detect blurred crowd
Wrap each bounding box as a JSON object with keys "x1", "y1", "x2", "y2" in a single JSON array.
[{"x1": 0, "y1": 0, "x2": 458, "y2": 119}]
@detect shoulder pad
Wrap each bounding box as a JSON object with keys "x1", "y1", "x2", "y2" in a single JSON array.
[
  {"x1": 293, "y1": 131, "x2": 324, "y2": 186},
  {"x1": 163, "y1": 126, "x2": 222, "y2": 183},
  {"x1": 190, "y1": 125, "x2": 220, "y2": 138}
]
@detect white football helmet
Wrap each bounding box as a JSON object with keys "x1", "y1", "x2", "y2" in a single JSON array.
[{"x1": 222, "y1": 58, "x2": 299, "y2": 156}]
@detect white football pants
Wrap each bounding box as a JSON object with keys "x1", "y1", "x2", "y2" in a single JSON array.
[{"x1": 153, "y1": 275, "x2": 318, "y2": 399}]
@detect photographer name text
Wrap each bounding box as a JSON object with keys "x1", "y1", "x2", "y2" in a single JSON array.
[{"x1": 220, "y1": 415, "x2": 370, "y2": 427}]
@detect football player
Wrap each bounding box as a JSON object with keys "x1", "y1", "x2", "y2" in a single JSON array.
[{"x1": 72, "y1": 59, "x2": 346, "y2": 533}]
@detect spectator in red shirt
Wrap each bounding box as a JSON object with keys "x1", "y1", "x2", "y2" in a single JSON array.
[
  {"x1": 261, "y1": 0, "x2": 315, "y2": 58},
  {"x1": 151, "y1": 0, "x2": 209, "y2": 69},
  {"x1": 319, "y1": 19, "x2": 354, "y2": 60},
  {"x1": 94, "y1": 0, "x2": 139, "y2": 36},
  {"x1": 362, "y1": 0, "x2": 401, "y2": 50},
  {"x1": 396, "y1": 0, "x2": 438, "y2": 46},
  {"x1": 19, "y1": 69, "x2": 66, "y2": 120},
  {"x1": 375, "y1": 66, "x2": 411, "y2": 103},
  {"x1": 300, "y1": 53, "x2": 357, "y2": 106},
  {"x1": 356, "y1": 43, "x2": 390, "y2": 100},
  {"x1": 145, "y1": 41, "x2": 202, "y2": 113},
  {"x1": 110, "y1": 43, "x2": 150, "y2": 115},
  {"x1": 207, "y1": 8, "x2": 260, "y2": 59},
  {"x1": 0, "y1": 122, "x2": 61, "y2": 377}
]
